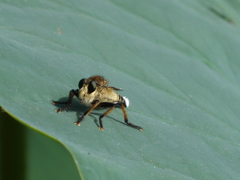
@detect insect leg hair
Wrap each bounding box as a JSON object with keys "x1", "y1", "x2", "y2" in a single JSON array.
[
  {"x1": 120, "y1": 104, "x2": 143, "y2": 131},
  {"x1": 98, "y1": 106, "x2": 115, "y2": 130},
  {"x1": 52, "y1": 89, "x2": 78, "y2": 113},
  {"x1": 74, "y1": 100, "x2": 100, "y2": 126}
]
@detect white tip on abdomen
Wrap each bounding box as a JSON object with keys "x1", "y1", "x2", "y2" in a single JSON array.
[{"x1": 123, "y1": 96, "x2": 130, "y2": 107}]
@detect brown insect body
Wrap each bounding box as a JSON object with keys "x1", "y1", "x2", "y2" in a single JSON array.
[
  {"x1": 52, "y1": 75, "x2": 142, "y2": 131},
  {"x1": 79, "y1": 76, "x2": 124, "y2": 107}
]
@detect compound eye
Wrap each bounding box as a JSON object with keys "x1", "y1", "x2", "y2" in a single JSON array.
[
  {"x1": 88, "y1": 81, "x2": 96, "y2": 93},
  {"x1": 78, "y1": 78, "x2": 86, "y2": 89}
]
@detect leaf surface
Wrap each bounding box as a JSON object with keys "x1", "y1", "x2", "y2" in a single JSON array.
[{"x1": 1, "y1": 0, "x2": 240, "y2": 179}]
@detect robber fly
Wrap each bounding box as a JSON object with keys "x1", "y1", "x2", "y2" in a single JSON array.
[{"x1": 51, "y1": 75, "x2": 143, "y2": 131}]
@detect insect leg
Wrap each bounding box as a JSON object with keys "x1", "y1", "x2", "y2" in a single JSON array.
[
  {"x1": 74, "y1": 101, "x2": 100, "y2": 126},
  {"x1": 98, "y1": 106, "x2": 115, "y2": 131},
  {"x1": 51, "y1": 89, "x2": 78, "y2": 113},
  {"x1": 120, "y1": 104, "x2": 143, "y2": 131}
]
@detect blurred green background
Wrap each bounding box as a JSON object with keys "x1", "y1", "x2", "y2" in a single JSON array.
[
  {"x1": 1, "y1": 0, "x2": 240, "y2": 179},
  {"x1": 1, "y1": 112, "x2": 79, "y2": 180}
]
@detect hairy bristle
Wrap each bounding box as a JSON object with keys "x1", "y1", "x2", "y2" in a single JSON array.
[{"x1": 123, "y1": 96, "x2": 130, "y2": 107}]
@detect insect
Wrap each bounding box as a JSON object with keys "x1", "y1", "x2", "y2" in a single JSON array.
[{"x1": 52, "y1": 75, "x2": 143, "y2": 131}]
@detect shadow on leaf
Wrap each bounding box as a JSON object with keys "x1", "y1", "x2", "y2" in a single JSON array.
[{"x1": 51, "y1": 96, "x2": 128, "y2": 129}]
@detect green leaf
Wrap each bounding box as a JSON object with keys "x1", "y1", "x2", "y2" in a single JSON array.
[{"x1": 1, "y1": 0, "x2": 240, "y2": 179}]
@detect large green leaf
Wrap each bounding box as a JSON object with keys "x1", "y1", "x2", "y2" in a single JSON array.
[{"x1": 1, "y1": 0, "x2": 240, "y2": 179}]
